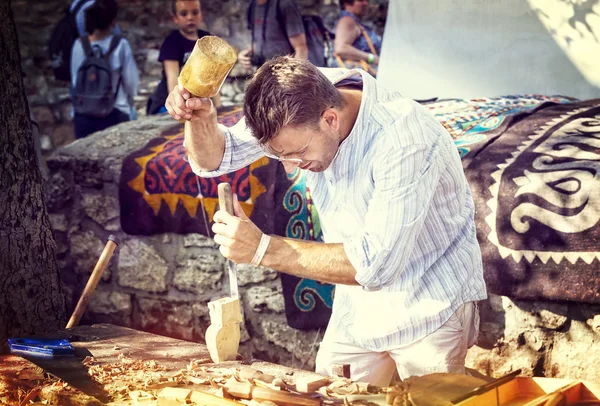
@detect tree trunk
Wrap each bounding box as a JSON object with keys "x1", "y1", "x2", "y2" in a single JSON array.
[{"x1": 0, "y1": 0, "x2": 66, "y2": 352}]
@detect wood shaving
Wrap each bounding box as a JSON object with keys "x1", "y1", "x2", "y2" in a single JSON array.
[
  {"x1": 0, "y1": 357, "x2": 69, "y2": 406},
  {"x1": 84, "y1": 353, "x2": 171, "y2": 403}
]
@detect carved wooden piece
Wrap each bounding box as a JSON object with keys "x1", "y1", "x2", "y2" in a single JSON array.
[
  {"x1": 295, "y1": 376, "x2": 330, "y2": 393},
  {"x1": 206, "y1": 297, "x2": 242, "y2": 363},
  {"x1": 206, "y1": 183, "x2": 242, "y2": 363}
]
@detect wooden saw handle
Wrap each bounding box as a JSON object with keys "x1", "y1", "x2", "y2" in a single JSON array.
[{"x1": 66, "y1": 235, "x2": 120, "y2": 329}]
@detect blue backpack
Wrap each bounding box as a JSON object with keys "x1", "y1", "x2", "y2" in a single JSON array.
[
  {"x1": 73, "y1": 35, "x2": 122, "y2": 118},
  {"x1": 48, "y1": 0, "x2": 94, "y2": 82}
]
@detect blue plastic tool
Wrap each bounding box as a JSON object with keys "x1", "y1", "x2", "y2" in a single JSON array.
[{"x1": 7, "y1": 338, "x2": 75, "y2": 358}]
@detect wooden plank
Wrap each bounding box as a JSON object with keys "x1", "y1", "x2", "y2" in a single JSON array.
[{"x1": 295, "y1": 376, "x2": 330, "y2": 393}]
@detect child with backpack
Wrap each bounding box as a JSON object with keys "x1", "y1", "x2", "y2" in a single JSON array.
[
  {"x1": 146, "y1": 0, "x2": 220, "y2": 115},
  {"x1": 70, "y1": 0, "x2": 139, "y2": 139},
  {"x1": 48, "y1": 0, "x2": 121, "y2": 83}
]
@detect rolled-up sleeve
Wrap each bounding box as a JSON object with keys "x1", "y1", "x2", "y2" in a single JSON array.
[
  {"x1": 187, "y1": 117, "x2": 266, "y2": 178},
  {"x1": 344, "y1": 138, "x2": 443, "y2": 291}
]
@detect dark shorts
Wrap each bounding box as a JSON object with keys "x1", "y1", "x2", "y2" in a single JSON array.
[{"x1": 74, "y1": 108, "x2": 130, "y2": 139}]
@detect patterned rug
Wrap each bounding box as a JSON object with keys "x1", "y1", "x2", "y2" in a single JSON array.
[
  {"x1": 426, "y1": 95, "x2": 575, "y2": 165},
  {"x1": 463, "y1": 98, "x2": 600, "y2": 302}
]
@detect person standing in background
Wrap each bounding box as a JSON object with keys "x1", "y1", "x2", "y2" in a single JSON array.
[
  {"x1": 70, "y1": 0, "x2": 139, "y2": 138},
  {"x1": 333, "y1": 0, "x2": 381, "y2": 75},
  {"x1": 71, "y1": 0, "x2": 120, "y2": 36},
  {"x1": 147, "y1": 0, "x2": 220, "y2": 115},
  {"x1": 237, "y1": 0, "x2": 308, "y2": 70}
]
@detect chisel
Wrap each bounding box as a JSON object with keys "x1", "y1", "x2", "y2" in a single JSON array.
[
  {"x1": 205, "y1": 183, "x2": 243, "y2": 363},
  {"x1": 218, "y1": 183, "x2": 239, "y2": 299}
]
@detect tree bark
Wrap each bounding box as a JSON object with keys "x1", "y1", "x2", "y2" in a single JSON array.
[{"x1": 0, "y1": 0, "x2": 66, "y2": 352}]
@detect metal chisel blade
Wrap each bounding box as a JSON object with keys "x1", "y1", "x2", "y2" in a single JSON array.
[
  {"x1": 227, "y1": 259, "x2": 239, "y2": 298},
  {"x1": 218, "y1": 183, "x2": 240, "y2": 299}
]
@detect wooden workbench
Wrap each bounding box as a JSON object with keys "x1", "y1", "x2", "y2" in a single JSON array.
[
  {"x1": 2, "y1": 324, "x2": 510, "y2": 406},
  {"x1": 0, "y1": 323, "x2": 327, "y2": 405}
]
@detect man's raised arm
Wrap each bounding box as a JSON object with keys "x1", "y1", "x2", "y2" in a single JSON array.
[{"x1": 166, "y1": 83, "x2": 225, "y2": 172}]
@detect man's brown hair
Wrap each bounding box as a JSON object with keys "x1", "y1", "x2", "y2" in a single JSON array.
[{"x1": 243, "y1": 56, "x2": 344, "y2": 145}]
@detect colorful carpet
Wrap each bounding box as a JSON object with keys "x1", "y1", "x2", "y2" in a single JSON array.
[
  {"x1": 462, "y1": 98, "x2": 600, "y2": 302},
  {"x1": 427, "y1": 95, "x2": 575, "y2": 164}
]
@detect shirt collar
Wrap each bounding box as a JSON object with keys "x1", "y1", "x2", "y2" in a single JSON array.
[{"x1": 326, "y1": 69, "x2": 378, "y2": 181}]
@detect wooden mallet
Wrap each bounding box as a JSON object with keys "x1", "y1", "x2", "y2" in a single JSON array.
[{"x1": 66, "y1": 235, "x2": 120, "y2": 329}]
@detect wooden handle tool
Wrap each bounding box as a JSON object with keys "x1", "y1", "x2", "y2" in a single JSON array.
[
  {"x1": 66, "y1": 235, "x2": 120, "y2": 329},
  {"x1": 205, "y1": 183, "x2": 242, "y2": 363}
]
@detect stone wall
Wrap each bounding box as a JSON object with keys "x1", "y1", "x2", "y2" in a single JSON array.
[
  {"x1": 13, "y1": 0, "x2": 387, "y2": 155},
  {"x1": 45, "y1": 115, "x2": 600, "y2": 381},
  {"x1": 467, "y1": 296, "x2": 600, "y2": 381}
]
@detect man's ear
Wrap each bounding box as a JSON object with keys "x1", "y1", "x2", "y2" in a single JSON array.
[{"x1": 321, "y1": 108, "x2": 339, "y2": 132}]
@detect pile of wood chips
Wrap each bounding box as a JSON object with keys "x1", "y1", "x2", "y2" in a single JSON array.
[
  {"x1": 1, "y1": 353, "x2": 413, "y2": 406},
  {"x1": 83, "y1": 354, "x2": 234, "y2": 404}
]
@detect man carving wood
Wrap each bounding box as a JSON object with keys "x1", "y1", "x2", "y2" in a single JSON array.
[{"x1": 166, "y1": 57, "x2": 487, "y2": 386}]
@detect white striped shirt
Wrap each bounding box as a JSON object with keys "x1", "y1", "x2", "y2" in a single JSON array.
[{"x1": 191, "y1": 69, "x2": 487, "y2": 351}]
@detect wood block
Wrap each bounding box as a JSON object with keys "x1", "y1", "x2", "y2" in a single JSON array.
[
  {"x1": 238, "y1": 366, "x2": 275, "y2": 384},
  {"x1": 295, "y1": 376, "x2": 330, "y2": 393},
  {"x1": 332, "y1": 364, "x2": 351, "y2": 378},
  {"x1": 158, "y1": 387, "x2": 191, "y2": 405},
  {"x1": 224, "y1": 380, "x2": 253, "y2": 399},
  {"x1": 206, "y1": 297, "x2": 242, "y2": 363}
]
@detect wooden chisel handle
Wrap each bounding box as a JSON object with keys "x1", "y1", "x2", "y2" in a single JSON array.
[
  {"x1": 218, "y1": 183, "x2": 234, "y2": 215},
  {"x1": 66, "y1": 235, "x2": 120, "y2": 329}
]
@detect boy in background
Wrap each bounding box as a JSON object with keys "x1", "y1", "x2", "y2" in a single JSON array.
[
  {"x1": 147, "y1": 0, "x2": 220, "y2": 115},
  {"x1": 71, "y1": 0, "x2": 139, "y2": 138}
]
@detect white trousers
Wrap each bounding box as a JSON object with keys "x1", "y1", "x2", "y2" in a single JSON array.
[{"x1": 315, "y1": 302, "x2": 479, "y2": 386}]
